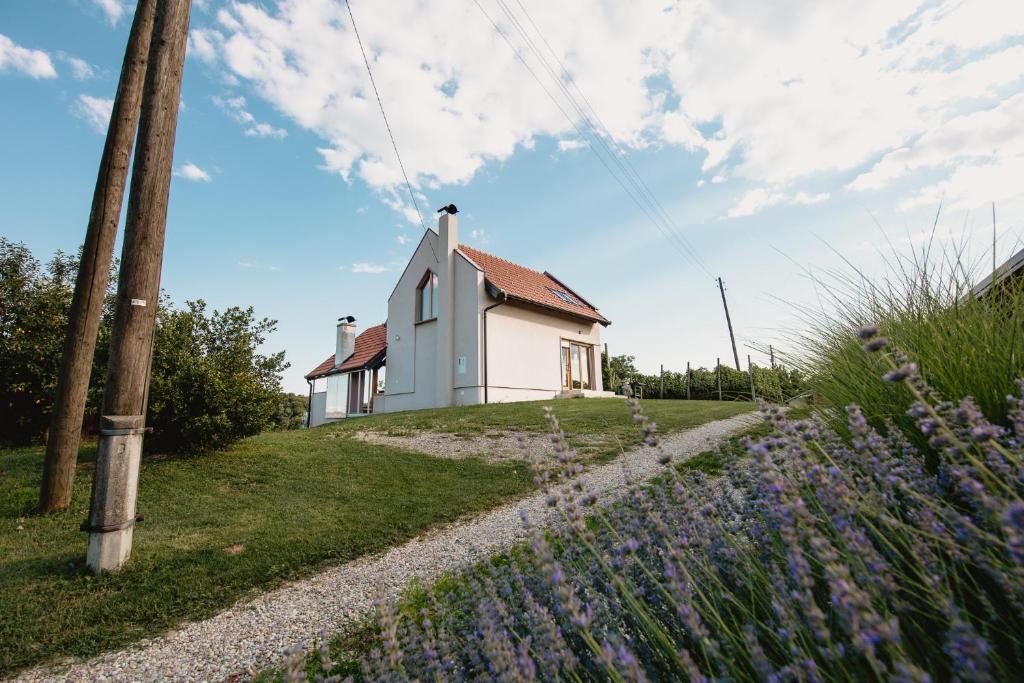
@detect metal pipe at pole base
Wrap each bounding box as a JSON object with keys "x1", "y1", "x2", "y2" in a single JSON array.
[{"x1": 84, "y1": 415, "x2": 145, "y2": 573}]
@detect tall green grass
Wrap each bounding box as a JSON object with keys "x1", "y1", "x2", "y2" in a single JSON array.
[{"x1": 796, "y1": 239, "x2": 1024, "y2": 440}]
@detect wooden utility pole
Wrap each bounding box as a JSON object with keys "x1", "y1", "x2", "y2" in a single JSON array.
[
  {"x1": 769, "y1": 344, "x2": 776, "y2": 370},
  {"x1": 717, "y1": 277, "x2": 741, "y2": 371},
  {"x1": 84, "y1": 0, "x2": 191, "y2": 574},
  {"x1": 603, "y1": 342, "x2": 610, "y2": 388},
  {"x1": 716, "y1": 357, "x2": 722, "y2": 401},
  {"x1": 659, "y1": 364, "x2": 664, "y2": 399},
  {"x1": 686, "y1": 361, "x2": 691, "y2": 400},
  {"x1": 38, "y1": 0, "x2": 159, "y2": 514},
  {"x1": 748, "y1": 354, "x2": 756, "y2": 402}
]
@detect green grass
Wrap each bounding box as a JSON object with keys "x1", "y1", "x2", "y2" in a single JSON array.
[
  {"x1": 0, "y1": 398, "x2": 750, "y2": 675},
  {"x1": 795, "y1": 242, "x2": 1024, "y2": 444},
  {"x1": 325, "y1": 397, "x2": 754, "y2": 463},
  {"x1": 677, "y1": 406, "x2": 809, "y2": 476}
]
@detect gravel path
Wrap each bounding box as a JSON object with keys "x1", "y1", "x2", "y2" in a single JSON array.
[
  {"x1": 351, "y1": 429, "x2": 606, "y2": 470},
  {"x1": 11, "y1": 411, "x2": 761, "y2": 683}
]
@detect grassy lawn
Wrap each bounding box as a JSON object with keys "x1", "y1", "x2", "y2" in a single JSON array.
[
  {"x1": 0, "y1": 398, "x2": 750, "y2": 675},
  {"x1": 328, "y1": 397, "x2": 754, "y2": 462}
]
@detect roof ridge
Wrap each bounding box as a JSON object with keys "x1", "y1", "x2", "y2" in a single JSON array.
[{"x1": 457, "y1": 243, "x2": 547, "y2": 278}]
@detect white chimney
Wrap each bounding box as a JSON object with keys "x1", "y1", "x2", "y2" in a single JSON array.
[
  {"x1": 439, "y1": 210, "x2": 457, "y2": 254},
  {"x1": 336, "y1": 317, "x2": 357, "y2": 367}
]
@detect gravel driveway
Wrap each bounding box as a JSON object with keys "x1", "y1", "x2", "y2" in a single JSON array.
[{"x1": 10, "y1": 410, "x2": 761, "y2": 683}]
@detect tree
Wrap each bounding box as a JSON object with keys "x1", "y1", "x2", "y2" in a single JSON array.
[
  {"x1": 602, "y1": 353, "x2": 639, "y2": 390},
  {"x1": 1, "y1": 240, "x2": 290, "y2": 455},
  {"x1": 145, "y1": 300, "x2": 289, "y2": 453},
  {"x1": 0, "y1": 240, "x2": 107, "y2": 445},
  {"x1": 271, "y1": 392, "x2": 309, "y2": 430}
]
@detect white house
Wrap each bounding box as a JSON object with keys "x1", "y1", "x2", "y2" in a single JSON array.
[{"x1": 305, "y1": 209, "x2": 613, "y2": 426}]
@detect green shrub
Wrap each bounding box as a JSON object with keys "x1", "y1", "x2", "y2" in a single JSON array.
[
  {"x1": 0, "y1": 239, "x2": 288, "y2": 453},
  {"x1": 798, "y1": 244, "x2": 1024, "y2": 445}
]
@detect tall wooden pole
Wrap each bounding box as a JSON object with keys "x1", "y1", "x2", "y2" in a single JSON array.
[
  {"x1": 38, "y1": 0, "x2": 159, "y2": 514},
  {"x1": 716, "y1": 357, "x2": 722, "y2": 401},
  {"x1": 603, "y1": 342, "x2": 610, "y2": 389},
  {"x1": 686, "y1": 361, "x2": 691, "y2": 400},
  {"x1": 659, "y1": 364, "x2": 664, "y2": 399},
  {"x1": 717, "y1": 277, "x2": 741, "y2": 371},
  {"x1": 84, "y1": 0, "x2": 191, "y2": 574},
  {"x1": 748, "y1": 354, "x2": 756, "y2": 402},
  {"x1": 769, "y1": 344, "x2": 776, "y2": 370}
]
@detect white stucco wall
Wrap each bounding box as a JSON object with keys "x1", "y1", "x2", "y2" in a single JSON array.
[
  {"x1": 484, "y1": 304, "x2": 604, "y2": 402},
  {"x1": 381, "y1": 230, "x2": 443, "y2": 413}
]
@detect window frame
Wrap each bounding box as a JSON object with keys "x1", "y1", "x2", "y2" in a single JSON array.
[
  {"x1": 560, "y1": 339, "x2": 594, "y2": 390},
  {"x1": 416, "y1": 270, "x2": 439, "y2": 322}
]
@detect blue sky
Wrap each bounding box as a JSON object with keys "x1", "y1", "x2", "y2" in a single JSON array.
[{"x1": 2, "y1": 0, "x2": 1023, "y2": 393}]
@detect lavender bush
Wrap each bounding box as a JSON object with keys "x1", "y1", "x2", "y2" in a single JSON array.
[{"x1": 298, "y1": 332, "x2": 1023, "y2": 682}]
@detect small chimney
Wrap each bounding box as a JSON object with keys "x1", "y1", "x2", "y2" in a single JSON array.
[
  {"x1": 439, "y1": 207, "x2": 457, "y2": 254},
  {"x1": 336, "y1": 316, "x2": 357, "y2": 367}
]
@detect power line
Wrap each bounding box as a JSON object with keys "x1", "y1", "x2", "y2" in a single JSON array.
[
  {"x1": 508, "y1": 0, "x2": 713, "y2": 278},
  {"x1": 344, "y1": 0, "x2": 438, "y2": 262},
  {"x1": 483, "y1": 0, "x2": 714, "y2": 279}
]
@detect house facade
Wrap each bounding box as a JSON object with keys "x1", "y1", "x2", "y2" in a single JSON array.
[{"x1": 306, "y1": 210, "x2": 612, "y2": 426}]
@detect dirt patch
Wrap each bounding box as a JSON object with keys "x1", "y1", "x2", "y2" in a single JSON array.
[{"x1": 351, "y1": 430, "x2": 606, "y2": 470}]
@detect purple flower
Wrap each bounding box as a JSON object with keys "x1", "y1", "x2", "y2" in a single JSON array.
[
  {"x1": 862, "y1": 337, "x2": 889, "y2": 352},
  {"x1": 858, "y1": 324, "x2": 880, "y2": 340}
]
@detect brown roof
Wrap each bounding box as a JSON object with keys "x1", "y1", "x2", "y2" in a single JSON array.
[
  {"x1": 305, "y1": 323, "x2": 387, "y2": 380},
  {"x1": 457, "y1": 244, "x2": 610, "y2": 325}
]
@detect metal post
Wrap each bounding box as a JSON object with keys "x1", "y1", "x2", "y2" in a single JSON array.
[
  {"x1": 748, "y1": 354, "x2": 756, "y2": 402},
  {"x1": 85, "y1": 0, "x2": 191, "y2": 574}
]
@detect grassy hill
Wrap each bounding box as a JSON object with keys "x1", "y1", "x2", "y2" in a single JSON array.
[{"x1": 0, "y1": 397, "x2": 751, "y2": 675}]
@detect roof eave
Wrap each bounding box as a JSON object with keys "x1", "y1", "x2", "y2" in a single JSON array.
[{"x1": 499, "y1": 290, "x2": 610, "y2": 326}]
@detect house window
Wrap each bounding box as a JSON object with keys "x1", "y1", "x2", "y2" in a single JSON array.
[
  {"x1": 548, "y1": 288, "x2": 579, "y2": 306},
  {"x1": 417, "y1": 271, "x2": 439, "y2": 321},
  {"x1": 560, "y1": 341, "x2": 593, "y2": 390}
]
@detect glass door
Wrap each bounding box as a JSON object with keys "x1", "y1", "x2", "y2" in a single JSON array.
[
  {"x1": 561, "y1": 345, "x2": 571, "y2": 389},
  {"x1": 561, "y1": 341, "x2": 593, "y2": 390}
]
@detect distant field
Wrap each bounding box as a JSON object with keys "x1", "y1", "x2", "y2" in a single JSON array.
[{"x1": 0, "y1": 397, "x2": 751, "y2": 675}]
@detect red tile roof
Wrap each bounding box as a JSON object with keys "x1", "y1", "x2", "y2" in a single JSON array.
[
  {"x1": 305, "y1": 323, "x2": 387, "y2": 380},
  {"x1": 457, "y1": 244, "x2": 610, "y2": 325}
]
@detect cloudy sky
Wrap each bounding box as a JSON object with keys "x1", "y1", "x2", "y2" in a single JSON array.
[{"x1": 2, "y1": 0, "x2": 1022, "y2": 393}]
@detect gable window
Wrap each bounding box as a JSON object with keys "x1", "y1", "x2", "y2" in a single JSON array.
[
  {"x1": 548, "y1": 288, "x2": 579, "y2": 306},
  {"x1": 417, "y1": 271, "x2": 439, "y2": 321}
]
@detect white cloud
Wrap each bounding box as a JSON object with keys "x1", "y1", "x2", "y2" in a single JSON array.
[
  {"x1": 851, "y1": 93, "x2": 1024, "y2": 212},
  {"x1": 792, "y1": 191, "x2": 830, "y2": 206},
  {"x1": 93, "y1": 0, "x2": 125, "y2": 25},
  {"x1": 726, "y1": 188, "x2": 830, "y2": 218},
  {"x1": 174, "y1": 162, "x2": 212, "y2": 182},
  {"x1": 189, "y1": 0, "x2": 1024, "y2": 217},
  {"x1": 396, "y1": 234, "x2": 410, "y2": 245},
  {"x1": 213, "y1": 94, "x2": 287, "y2": 139},
  {"x1": 726, "y1": 188, "x2": 787, "y2": 218},
  {"x1": 0, "y1": 34, "x2": 57, "y2": 78},
  {"x1": 188, "y1": 28, "x2": 223, "y2": 63},
  {"x1": 351, "y1": 262, "x2": 390, "y2": 274},
  {"x1": 557, "y1": 138, "x2": 586, "y2": 151},
  {"x1": 60, "y1": 54, "x2": 94, "y2": 80},
  {"x1": 73, "y1": 95, "x2": 113, "y2": 133}
]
